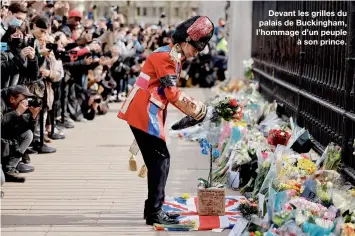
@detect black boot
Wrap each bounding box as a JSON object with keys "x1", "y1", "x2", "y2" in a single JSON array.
[
  {"x1": 146, "y1": 210, "x2": 179, "y2": 225},
  {"x1": 4, "y1": 169, "x2": 25, "y2": 183},
  {"x1": 144, "y1": 208, "x2": 180, "y2": 220}
]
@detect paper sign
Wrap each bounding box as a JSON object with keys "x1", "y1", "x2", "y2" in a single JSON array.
[
  {"x1": 197, "y1": 189, "x2": 225, "y2": 216},
  {"x1": 228, "y1": 218, "x2": 248, "y2": 236},
  {"x1": 301, "y1": 179, "x2": 318, "y2": 201}
]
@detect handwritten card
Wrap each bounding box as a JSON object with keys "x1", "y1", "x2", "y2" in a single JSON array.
[{"x1": 228, "y1": 218, "x2": 248, "y2": 236}]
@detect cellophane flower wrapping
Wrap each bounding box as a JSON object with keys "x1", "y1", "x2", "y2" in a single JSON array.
[
  {"x1": 259, "y1": 112, "x2": 287, "y2": 137},
  {"x1": 322, "y1": 142, "x2": 342, "y2": 171}
]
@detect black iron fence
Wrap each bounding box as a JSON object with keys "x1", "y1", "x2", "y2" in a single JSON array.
[{"x1": 251, "y1": 1, "x2": 355, "y2": 169}]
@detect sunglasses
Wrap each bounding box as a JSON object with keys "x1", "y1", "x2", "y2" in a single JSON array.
[{"x1": 2, "y1": 5, "x2": 9, "y2": 9}]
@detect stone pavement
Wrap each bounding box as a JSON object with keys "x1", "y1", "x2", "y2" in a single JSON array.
[{"x1": 1, "y1": 88, "x2": 235, "y2": 236}]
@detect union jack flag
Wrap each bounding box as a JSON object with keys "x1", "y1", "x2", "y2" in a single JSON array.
[{"x1": 153, "y1": 196, "x2": 245, "y2": 231}]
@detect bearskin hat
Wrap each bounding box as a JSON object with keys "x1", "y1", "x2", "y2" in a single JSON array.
[{"x1": 172, "y1": 16, "x2": 214, "y2": 51}]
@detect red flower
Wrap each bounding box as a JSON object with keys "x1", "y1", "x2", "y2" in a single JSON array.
[{"x1": 229, "y1": 99, "x2": 238, "y2": 107}]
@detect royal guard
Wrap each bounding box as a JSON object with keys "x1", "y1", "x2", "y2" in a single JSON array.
[{"x1": 117, "y1": 16, "x2": 216, "y2": 225}]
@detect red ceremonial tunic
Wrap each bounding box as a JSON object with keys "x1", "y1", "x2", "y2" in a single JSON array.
[
  {"x1": 117, "y1": 44, "x2": 206, "y2": 141},
  {"x1": 117, "y1": 45, "x2": 181, "y2": 141}
]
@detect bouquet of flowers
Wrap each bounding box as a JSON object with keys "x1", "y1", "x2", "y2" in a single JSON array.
[
  {"x1": 214, "y1": 97, "x2": 243, "y2": 122},
  {"x1": 267, "y1": 127, "x2": 291, "y2": 146},
  {"x1": 238, "y1": 198, "x2": 259, "y2": 220},
  {"x1": 323, "y1": 142, "x2": 342, "y2": 170},
  {"x1": 243, "y1": 58, "x2": 254, "y2": 80},
  {"x1": 170, "y1": 97, "x2": 243, "y2": 130}
]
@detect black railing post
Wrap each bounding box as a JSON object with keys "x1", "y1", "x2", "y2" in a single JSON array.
[
  {"x1": 296, "y1": 0, "x2": 306, "y2": 126},
  {"x1": 343, "y1": 1, "x2": 355, "y2": 165}
]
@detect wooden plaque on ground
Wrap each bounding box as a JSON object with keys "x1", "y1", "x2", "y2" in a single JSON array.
[{"x1": 197, "y1": 188, "x2": 226, "y2": 216}]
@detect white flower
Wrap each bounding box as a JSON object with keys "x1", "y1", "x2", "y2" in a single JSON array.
[
  {"x1": 326, "y1": 181, "x2": 333, "y2": 189},
  {"x1": 242, "y1": 58, "x2": 254, "y2": 69}
]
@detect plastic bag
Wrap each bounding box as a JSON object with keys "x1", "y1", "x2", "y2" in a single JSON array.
[
  {"x1": 280, "y1": 220, "x2": 307, "y2": 235},
  {"x1": 259, "y1": 112, "x2": 286, "y2": 137},
  {"x1": 287, "y1": 117, "x2": 312, "y2": 153},
  {"x1": 302, "y1": 221, "x2": 335, "y2": 236},
  {"x1": 227, "y1": 163, "x2": 240, "y2": 189}
]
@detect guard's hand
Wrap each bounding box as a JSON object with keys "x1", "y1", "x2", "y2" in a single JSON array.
[
  {"x1": 170, "y1": 106, "x2": 218, "y2": 130},
  {"x1": 29, "y1": 106, "x2": 41, "y2": 119},
  {"x1": 16, "y1": 99, "x2": 28, "y2": 116}
]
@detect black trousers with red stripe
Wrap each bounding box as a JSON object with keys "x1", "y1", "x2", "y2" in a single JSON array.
[{"x1": 130, "y1": 126, "x2": 170, "y2": 216}]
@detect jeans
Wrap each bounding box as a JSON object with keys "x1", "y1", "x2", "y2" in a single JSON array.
[
  {"x1": 130, "y1": 126, "x2": 170, "y2": 215},
  {"x1": 5, "y1": 130, "x2": 33, "y2": 172}
]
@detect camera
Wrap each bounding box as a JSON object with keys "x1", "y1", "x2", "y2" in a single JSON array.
[
  {"x1": 46, "y1": 43, "x2": 58, "y2": 51},
  {"x1": 27, "y1": 98, "x2": 43, "y2": 108},
  {"x1": 56, "y1": 51, "x2": 71, "y2": 63}
]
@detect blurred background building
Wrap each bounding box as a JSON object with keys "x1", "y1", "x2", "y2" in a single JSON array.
[{"x1": 72, "y1": 1, "x2": 226, "y2": 26}]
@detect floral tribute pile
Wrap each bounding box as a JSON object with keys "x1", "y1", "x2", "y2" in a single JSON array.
[{"x1": 169, "y1": 71, "x2": 355, "y2": 235}]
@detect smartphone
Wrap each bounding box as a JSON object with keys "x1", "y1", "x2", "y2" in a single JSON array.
[
  {"x1": 27, "y1": 38, "x2": 35, "y2": 48},
  {"x1": 1, "y1": 42, "x2": 8, "y2": 51}
]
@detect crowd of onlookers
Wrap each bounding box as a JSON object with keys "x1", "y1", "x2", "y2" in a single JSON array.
[{"x1": 0, "y1": 1, "x2": 227, "y2": 190}]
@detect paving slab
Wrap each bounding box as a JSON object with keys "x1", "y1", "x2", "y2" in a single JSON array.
[{"x1": 1, "y1": 88, "x2": 236, "y2": 236}]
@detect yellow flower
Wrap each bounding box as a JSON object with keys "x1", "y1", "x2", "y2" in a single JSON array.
[
  {"x1": 182, "y1": 193, "x2": 190, "y2": 199},
  {"x1": 233, "y1": 121, "x2": 247, "y2": 127},
  {"x1": 297, "y1": 158, "x2": 316, "y2": 174}
]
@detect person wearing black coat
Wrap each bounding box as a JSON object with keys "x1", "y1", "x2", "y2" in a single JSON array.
[{"x1": 1, "y1": 85, "x2": 40, "y2": 182}]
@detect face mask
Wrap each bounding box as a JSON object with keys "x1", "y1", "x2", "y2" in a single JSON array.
[{"x1": 9, "y1": 17, "x2": 23, "y2": 27}]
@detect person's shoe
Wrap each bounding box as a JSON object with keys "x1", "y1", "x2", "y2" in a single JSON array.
[
  {"x1": 57, "y1": 121, "x2": 75, "y2": 129},
  {"x1": 164, "y1": 212, "x2": 180, "y2": 219},
  {"x1": 22, "y1": 152, "x2": 31, "y2": 164},
  {"x1": 146, "y1": 210, "x2": 179, "y2": 225},
  {"x1": 144, "y1": 209, "x2": 180, "y2": 220},
  {"x1": 49, "y1": 133, "x2": 65, "y2": 140},
  {"x1": 4, "y1": 171, "x2": 26, "y2": 183},
  {"x1": 26, "y1": 148, "x2": 38, "y2": 155},
  {"x1": 17, "y1": 162, "x2": 34, "y2": 173},
  {"x1": 76, "y1": 117, "x2": 87, "y2": 123},
  {"x1": 33, "y1": 142, "x2": 56, "y2": 154}
]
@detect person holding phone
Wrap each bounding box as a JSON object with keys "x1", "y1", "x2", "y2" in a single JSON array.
[
  {"x1": 0, "y1": 2, "x2": 27, "y2": 40},
  {"x1": 1, "y1": 25, "x2": 39, "y2": 88}
]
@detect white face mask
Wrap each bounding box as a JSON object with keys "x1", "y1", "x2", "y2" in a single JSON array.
[{"x1": 9, "y1": 17, "x2": 23, "y2": 27}]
